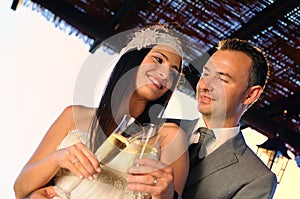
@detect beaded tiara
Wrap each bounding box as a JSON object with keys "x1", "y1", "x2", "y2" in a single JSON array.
[{"x1": 120, "y1": 25, "x2": 183, "y2": 56}]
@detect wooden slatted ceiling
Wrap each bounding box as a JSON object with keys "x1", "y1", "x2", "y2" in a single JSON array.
[{"x1": 18, "y1": 0, "x2": 300, "y2": 154}]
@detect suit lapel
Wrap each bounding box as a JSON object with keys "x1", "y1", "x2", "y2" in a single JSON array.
[{"x1": 185, "y1": 132, "x2": 247, "y2": 188}]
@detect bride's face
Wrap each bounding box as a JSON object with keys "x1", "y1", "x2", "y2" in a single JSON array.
[{"x1": 134, "y1": 45, "x2": 182, "y2": 101}]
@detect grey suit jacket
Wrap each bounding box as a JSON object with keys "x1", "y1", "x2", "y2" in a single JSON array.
[{"x1": 170, "y1": 119, "x2": 277, "y2": 199}]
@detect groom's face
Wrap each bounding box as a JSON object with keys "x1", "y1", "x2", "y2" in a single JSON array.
[{"x1": 196, "y1": 49, "x2": 252, "y2": 121}]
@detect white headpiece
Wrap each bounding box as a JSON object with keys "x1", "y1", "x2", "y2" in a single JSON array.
[{"x1": 120, "y1": 26, "x2": 183, "y2": 56}]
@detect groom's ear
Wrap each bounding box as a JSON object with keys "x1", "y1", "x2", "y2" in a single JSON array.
[{"x1": 243, "y1": 85, "x2": 263, "y2": 106}]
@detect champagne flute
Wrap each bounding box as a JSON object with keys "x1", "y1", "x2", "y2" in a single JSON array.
[
  {"x1": 131, "y1": 123, "x2": 167, "y2": 199},
  {"x1": 92, "y1": 114, "x2": 144, "y2": 194},
  {"x1": 138, "y1": 124, "x2": 159, "y2": 160},
  {"x1": 96, "y1": 114, "x2": 143, "y2": 166}
]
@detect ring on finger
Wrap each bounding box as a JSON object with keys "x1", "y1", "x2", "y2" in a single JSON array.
[
  {"x1": 72, "y1": 158, "x2": 79, "y2": 165},
  {"x1": 152, "y1": 176, "x2": 158, "y2": 186}
]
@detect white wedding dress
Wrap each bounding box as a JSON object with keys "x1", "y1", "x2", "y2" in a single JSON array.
[{"x1": 53, "y1": 130, "x2": 142, "y2": 199}]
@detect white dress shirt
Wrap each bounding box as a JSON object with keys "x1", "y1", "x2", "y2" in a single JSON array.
[{"x1": 189, "y1": 116, "x2": 240, "y2": 157}]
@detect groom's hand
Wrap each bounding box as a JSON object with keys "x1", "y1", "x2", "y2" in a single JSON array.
[
  {"x1": 126, "y1": 158, "x2": 175, "y2": 199},
  {"x1": 27, "y1": 186, "x2": 57, "y2": 199}
]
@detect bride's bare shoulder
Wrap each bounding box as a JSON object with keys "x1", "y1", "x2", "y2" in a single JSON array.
[
  {"x1": 61, "y1": 105, "x2": 96, "y2": 120},
  {"x1": 58, "y1": 105, "x2": 97, "y2": 131},
  {"x1": 72, "y1": 105, "x2": 96, "y2": 114}
]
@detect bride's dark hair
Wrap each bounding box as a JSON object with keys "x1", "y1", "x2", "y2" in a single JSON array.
[{"x1": 89, "y1": 48, "x2": 181, "y2": 152}]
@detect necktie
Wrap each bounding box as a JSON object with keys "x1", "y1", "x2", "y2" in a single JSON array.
[
  {"x1": 198, "y1": 128, "x2": 215, "y2": 159},
  {"x1": 188, "y1": 127, "x2": 214, "y2": 168}
]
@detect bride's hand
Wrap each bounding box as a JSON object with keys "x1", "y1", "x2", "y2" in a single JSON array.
[
  {"x1": 126, "y1": 158, "x2": 175, "y2": 199},
  {"x1": 56, "y1": 142, "x2": 101, "y2": 180}
]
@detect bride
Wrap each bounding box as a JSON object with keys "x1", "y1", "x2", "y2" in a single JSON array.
[{"x1": 14, "y1": 25, "x2": 189, "y2": 199}]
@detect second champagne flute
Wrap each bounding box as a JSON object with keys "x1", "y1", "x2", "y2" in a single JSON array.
[{"x1": 130, "y1": 123, "x2": 167, "y2": 199}]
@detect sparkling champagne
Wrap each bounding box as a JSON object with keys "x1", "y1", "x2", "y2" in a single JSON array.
[
  {"x1": 96, "y1": 133, "x2": 130, "y2": 164},
  {"x1": 95, "y1": 117, "x2": 143, "y2": 164}
]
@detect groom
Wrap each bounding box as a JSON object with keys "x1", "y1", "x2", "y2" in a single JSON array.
[{"x1": 127, "y1": 38, "x2": 277, "y2": 198}]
